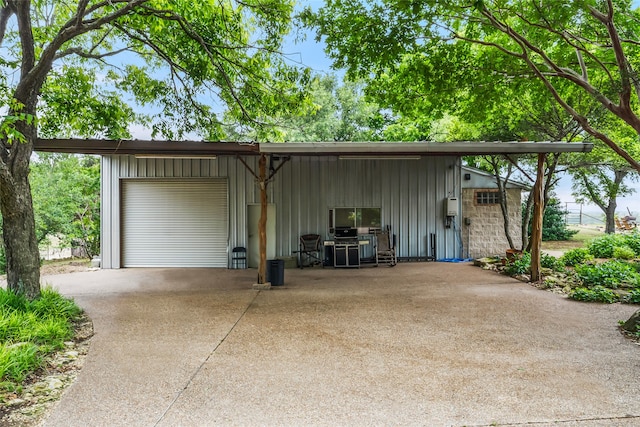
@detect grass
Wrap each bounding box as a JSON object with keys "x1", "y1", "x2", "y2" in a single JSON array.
[
  {"x1": 0, "y1": 287, "x2": 82, "y2": 392},
  {"x1": 541, "y1": 225, "x2": 605, "y2": 251}
]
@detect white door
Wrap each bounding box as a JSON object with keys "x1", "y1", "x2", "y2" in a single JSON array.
[
  {"x1": 121, "y1": 179, "x2": 228, "y2": 267},
  {"x1": 247, "y1": 204, "x2": 276, "y2": 268}
]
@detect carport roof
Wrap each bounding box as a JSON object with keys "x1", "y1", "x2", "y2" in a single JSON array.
[{"x1": 33, "y1": 139, "x2": 593, "y2": 156}]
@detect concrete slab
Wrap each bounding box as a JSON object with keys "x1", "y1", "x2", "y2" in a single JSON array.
[{"x1": 40, "y1": 264, "x2": 639, "y2": 427}]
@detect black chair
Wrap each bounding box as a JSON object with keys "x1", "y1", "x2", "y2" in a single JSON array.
[
  {"x1": 231, "y1": 246, "x2": 247, "y2": 269},
  {"x1": 297, "y1": 234, "x2": 322, "y2": 268},
  {"x1": 375, "y1": 229, "x2": 397, "y2": 267}
]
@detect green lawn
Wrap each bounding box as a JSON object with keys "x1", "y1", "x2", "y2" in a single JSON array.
[{"x1": 541, "y1": 225, "x2": 605, "y2": 251}]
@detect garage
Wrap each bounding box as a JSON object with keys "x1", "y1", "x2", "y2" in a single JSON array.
[{"x1": 121, "y1": 179, "x2": 228, "y2": 267}]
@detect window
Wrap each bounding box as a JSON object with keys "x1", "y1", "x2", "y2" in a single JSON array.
[
  {"x1": 475, "y1": 191, "x2": 501, "y2": 205},
  {"x1": 329, "y1": 207, "x2": 381, "y2": 232}
]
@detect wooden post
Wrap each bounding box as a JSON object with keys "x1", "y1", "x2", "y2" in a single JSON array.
[
  {"x1": 530, "y1": 153, "x2": 546, "y2": 282},
  {"x1": 258, "y1": 153, "x2": 268, "y2": 285}
]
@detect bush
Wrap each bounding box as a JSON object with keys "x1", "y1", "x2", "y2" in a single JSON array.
[
  {"x1": 613, "y1": 245, "x2": 636, "y2": 260},
  {"x1": 588, "y1": 234, "x2": 626, "y2": 258},
  {"x1": 541, "y1": 198, "x2": 579, "y2": 241},
  {"x1": 623, "y1": 288, "x2": 640, "y2": 304},
  {"x1": 621, "y1": 231, "x2": 640, "y2": 255},
  {"x1": 541, "y1": 253, "x2": 565, "y2": 272},
  {"x1": 504, "y1": 252, "x2": 531, "y2": 275},
  {"x1": 561, "y1": 248, "x2": 594, "y2": 267},
  {"x1": 569, "y1": 286, "x2": 619, "y2": 303},
  {"x1": 575, "y1": 260, "x2": 640, "y2": 288}
]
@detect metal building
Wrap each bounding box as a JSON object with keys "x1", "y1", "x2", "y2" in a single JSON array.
[
  {"x1": 33, "y1": 139, "x2": 593, "y2": 269},
  {"x1": 100, "y1": 154, "x2": 460, "y2": 268}
]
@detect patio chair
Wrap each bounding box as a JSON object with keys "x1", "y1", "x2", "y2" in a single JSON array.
[
  {"x1": 622, "y1": 217, "x2": 637, "y2": 230},
  {"x1": 231, "y1": 246, "x2": 247, "y2": 269},
  {"x1": 375, "y1": 229, "x2": 397, "y2": 267},
  {"x1": 297, "y1": 234, "x2": 322, "y2": 268}
]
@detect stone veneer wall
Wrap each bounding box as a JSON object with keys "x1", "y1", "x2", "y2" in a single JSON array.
[{"x1": 461, "y1": 188, "x2": 523, "y2": 258}]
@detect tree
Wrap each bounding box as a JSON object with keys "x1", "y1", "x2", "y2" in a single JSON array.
[
  {"x1": 527, "y1": 196, "x2": 578, "y2": 241},
  {"x1": 1, "y1": 0, "x2": 306, "y2": 298},
  {"x1": 227, "y1": 74, "x2": 392, "y2": 142},
  {"x1": 30, "y1": 153, "x2": 100, "y2": 258},
  {"x1": 567, "y1": 122, "x2": 639, "y2": 233},
  {"x1": 280, "y1": 75, "x2": 391, "y2": 142},
  {"x1": 303, "y1": 0, "x2": 640, "y2": 173}
]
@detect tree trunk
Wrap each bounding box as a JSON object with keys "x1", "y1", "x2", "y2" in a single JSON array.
[
  {"x1": 0, "y1": 166, "x2": 41, "y2": 299},
  {"x1": 605, "y1": 203, "x2": 617, "y2": 234},
  {"x1": 0, "y1": 97, "x2": 41, "y2": 299},
  {"x1": 530, "y1": 154, "x2": 546, "y2": 283},
  {"x1": 257, "y1": 153, "x2": 268, "y2": 284},
  {"x1": 522, "y1": 191, "x2": 533, "y2": 251}
]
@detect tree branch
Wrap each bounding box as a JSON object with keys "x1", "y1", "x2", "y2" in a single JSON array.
[
  {"x1": 588, "y1": 0, "x2": 634, "y2": 117},
  {"x1": 55, "y1": 46, "x2": 131, "y2": 61},
  {"x1": 0, "y1": 1, "x2": 13, "y2": 47}
]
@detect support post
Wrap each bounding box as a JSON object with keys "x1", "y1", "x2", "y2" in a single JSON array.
[
  {"x1": 530, "y1": 153, "x2": 546, "y2": 282},
  {"x1": 257, "y1": 153, "x2": 268, "y2": 286}
]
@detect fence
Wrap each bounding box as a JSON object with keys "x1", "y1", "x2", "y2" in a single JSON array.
[{"x1": 564, "y1": 202, "x2": 604, "y2": 226}]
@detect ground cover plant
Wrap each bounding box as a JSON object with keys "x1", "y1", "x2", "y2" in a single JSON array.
[
  {"x1": 499, "y1": 230, "x2": 640, "y2": 304},
  {"x1": 0, "y1": 288, "x2": 82, "y2": 392}
]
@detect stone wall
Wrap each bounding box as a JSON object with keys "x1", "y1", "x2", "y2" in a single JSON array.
[{"x1": 461, "y1": 188, "x2": 523, "y2": 258}]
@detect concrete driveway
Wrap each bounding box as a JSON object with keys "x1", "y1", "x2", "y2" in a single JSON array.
[{"x1": 40, "y1": 263, "x2": 639, "y2": 427}]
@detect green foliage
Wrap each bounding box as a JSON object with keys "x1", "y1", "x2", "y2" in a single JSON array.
[
  {"x1": 540, "y1": 198, "x2": 578, "y2": 241},
  {"x1": 575, "y1": 260, "x2": 640, "y2": 289},
  {"x1": 588, "y1": 234, "x2": 626, "y2": 258},
  {"x1": 541, "y1": 253, "x2": 564, "y2": 272},
  {"x1": 0, "y1": 288, "x2": 81, "y2": 389},
  {"x1": 623, "y1": 288, "x2": 640, "y2": 304},
  {"x1": 245, "y1": 75, "x2": 392, "y2": 142},
  {"x1": 613, "y1": 246, "x2": 636, "y2": 260},
  {"x1": 30, "y1": 154, "x2": 101, "y2": 258},
  {"x1": 303, "y1": 0, "x2": 640, "y2": 175},
  {"x1": 29, "y1": 288, "x2": 83, "y2": 320},
  {"x1": 569, "y1": 286, "x2": 619, "y2": 304},
  {"x1": 0, "y1": 343, "x2": 41, "y2": 385},
  {"x1": 504, "y1": 252, "x2": 531, "y2": 276},
  {"x1": 561, "y1": 248, "x2": 594, "y2": 267},
  {"x1": 620, "y1": 231, "x2": 640, "y2": 255}
]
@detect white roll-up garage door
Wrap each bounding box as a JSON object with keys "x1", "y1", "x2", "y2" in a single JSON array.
[{"x1": 121, "y1": 179, "x2": 228, "y2": 267}]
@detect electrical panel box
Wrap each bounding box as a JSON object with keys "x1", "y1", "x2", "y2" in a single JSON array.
[{"x1": 446, "y1": 197, "x2": 458, "y2": 216}]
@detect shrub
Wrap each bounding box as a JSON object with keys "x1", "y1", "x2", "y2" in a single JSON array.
[
  {"x1": 621, "y1": 231, "x2": 640, "y2": 255},
  {"x1": 541, "y1": 253, "x2": 565, "y2": 272},
  {"x1": 526, "y1": 197, "x2": 579, "y2": 241},
  {"x1": 542, "y1": 198, "x2": 578, "y2": 241},
  {"x1": 504, "y1": 252, "x2": 531, "y2": 275},
  {"x1": 561, "y1": 248, "x2": 594, "y2": 267},
  {"x1": 588, "y1": 234, "x2": 626, "y2": 258},
  {"x1": 569, "y1": 286, "x2": 619, "y2": 303},
  {"x1": 575, "y1": 260, "x2": 640, "y2": 288},
  {"x1": 623, "y1": 288, "x2": 640, "y2": 304},
  {"x1": 613, "y1": 246, "x2": 636, "y2": 260}
]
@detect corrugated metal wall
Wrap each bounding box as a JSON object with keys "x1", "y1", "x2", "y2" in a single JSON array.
[{"x1": 101, "y1": 155, "x2": 461, "y2": 268}]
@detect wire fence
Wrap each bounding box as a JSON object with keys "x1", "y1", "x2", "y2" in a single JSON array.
[{"x1": 564, "y1": 202, "x2": 604, "y2": 226}]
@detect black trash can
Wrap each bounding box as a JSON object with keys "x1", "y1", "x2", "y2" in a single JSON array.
[{"x1": 267, "y1": 259, "x2": 285, "y2": 286}]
